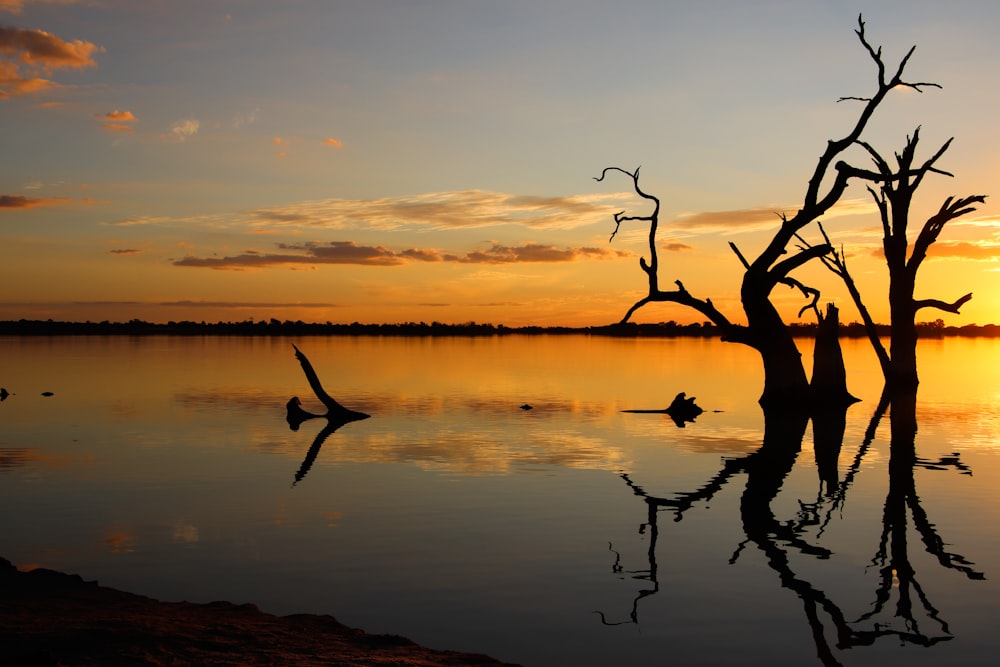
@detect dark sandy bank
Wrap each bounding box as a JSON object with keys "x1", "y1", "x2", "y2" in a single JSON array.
[{"x1": 1, "y1": 557, "x2": 518, "y2": 666}]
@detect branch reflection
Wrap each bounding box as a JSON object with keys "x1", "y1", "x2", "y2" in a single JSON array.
[
  {"x1": 291, "y1": 416, "x2": 358, "y2": 486},
  {"x1": 601, "y1": 390, "x2": 984, "y2": 665}
]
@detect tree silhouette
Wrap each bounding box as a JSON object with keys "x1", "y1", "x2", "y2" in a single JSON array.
[
  {"x1": 807, "y1": 129, "x2": 986, "y2": 390},
  {"x1": 597, "y1": 16, "x2": 943, "y2": 408}
]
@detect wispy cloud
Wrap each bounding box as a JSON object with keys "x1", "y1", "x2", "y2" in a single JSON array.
[
  {"x1": 954, "y1": 216, "x2": 1000, "y2": 231},
  {"x1": 322, "y1": 137, "x2": 342, "y2": 148},
  {"x1": 869, "y1": 240, "x2": 1000, "y2": 262},
  {"x1": 162, "y1": 118, "x2": 199, "y2": 142},
  {"x1": 232, "y1": 107, "x2": 259, "y2": 129},
  {"x1": 99, "y1": 190, "x2": 879, "y2": 259},
  {"x1": 458, "y1": 243, "x2": 630, "y2": 264},
  {"x1": 0, "y1": 23, "x2": 102, "y2": 98},
  {"x1": 161, "y1": 300, "x2": 338, "y2": 309},
  {"x1": 104, "y1": 189, "x2": 631, "y2": 232},
  {"x1": 926, "y1": 241, "x2": 1000, "y2": 261},
  {"x1": 104, "y1": 214, "x2": 183, "y2": 227},
  {"x1": 172, "y1": 240, "x2": 631, "y2": 270},
  {"x1": 109, "y1": 248, "x2": 142, "y2": 255},
  {"x1": 245, "y1": 190, "x2": 631, "y2": 232},
  {"x1": 672, "y1": 198, "x2": 875, "y2": 234}
]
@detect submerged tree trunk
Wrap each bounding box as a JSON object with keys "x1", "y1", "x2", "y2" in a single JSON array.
[
  {"x1": 810, "y1": 303, "x2": 858, "y2": 405},
  {"x1": 829, "y1": 129, "x2": 986, "y2": 392},
  {"x1": 887, "y1": 279, "x2": 920, "y2": 391},
  {"x1": 742, "y1": 273, "x2": 811, "y2": 409}
]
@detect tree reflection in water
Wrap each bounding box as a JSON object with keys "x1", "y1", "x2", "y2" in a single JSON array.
[{"x1": 600, "y1": 390, "x2": 984, "y2": 665}]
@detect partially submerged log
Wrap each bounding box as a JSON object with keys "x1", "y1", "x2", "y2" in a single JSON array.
[
  {"x1": 622, "y1": 392, "x2": 705, "y2": 428},
  {"x1": 287, "y1": 344, "x2": 370, "y2": 431}
]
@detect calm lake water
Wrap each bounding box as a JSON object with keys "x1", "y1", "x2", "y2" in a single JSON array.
[{"x1": 2, "y1": 334, "x2": 999, "y2": 666}]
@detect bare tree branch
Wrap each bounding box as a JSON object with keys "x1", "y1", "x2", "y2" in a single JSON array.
[
  {"x1": 853, "y1": 14, "x2": 940, "y2": 94},
  {"x1": 798, "y1": 224, "x2": 892, "y2": 376},
  {"x1": 767, "y1": 245, "x2": 832, "y2": 318},
  {"x1": 607, "y1": 211, "x2": 626, "y2": 242},
  {"x1": 909, "y1": 194, "x2": 986, "y2": 272},
  {"x1": 914, "y1": 293, "x2": 973, "y2": 314},
  {"x1": 596, "y1": 15, "x2": 953, "y2": 401},
  {"x1": 598, "y1": 167, "x2": 752, "y2": 342},
  {"x1": 817, "y1": 106, "x2": 986, "y2": 387},
  {"x1": 729, "y1": 242, "x2": 751, "y2": 270}
]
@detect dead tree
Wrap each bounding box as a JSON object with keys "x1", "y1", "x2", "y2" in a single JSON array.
[
  {"x1": 813, "y1": 130, "x2": 985, "y2": 391},
  {"x1": 597, "y1": 16, "x2": 937, "y2": 409}
]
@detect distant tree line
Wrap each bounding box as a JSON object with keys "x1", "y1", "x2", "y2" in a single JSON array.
[{"x1": 0, "y1": 318, "x2": 996, "y2": 338}]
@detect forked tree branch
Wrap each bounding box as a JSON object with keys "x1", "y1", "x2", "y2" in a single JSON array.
[
  {"x1": 598, "y1": 166, "x2": 751, "y2": 341},
  {"x1": 914, "y1": 293, "x2": 972, "y2": 314},
  {"x1": 752, "y1": 14, "x2": 939, "y2": 288},
  {"x1": 797, "y1": 224, "x2": 891, "y2": 375},
  {"x1": 596, "y1": 166, "x2": 661, "y2": 288},
  {"x1": 909, "y1": 194, "x2": 986, "y2": 272},
  {"x1": 618, "y1": 280, "x2": 751, "y2": 345}
]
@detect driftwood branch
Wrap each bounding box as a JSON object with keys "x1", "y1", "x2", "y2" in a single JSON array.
[{"x1": 287, "y1": 344, "x2": 370, "y2": 430}]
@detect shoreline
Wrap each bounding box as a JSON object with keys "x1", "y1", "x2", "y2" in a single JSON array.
[
  {"x1": 1, "y1": 557, "x2": 518, "y2": 666},
  {"x1": 2, "y1": 318, "x2": 998, "y2": 339}
]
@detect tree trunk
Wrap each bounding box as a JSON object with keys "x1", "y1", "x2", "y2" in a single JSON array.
[
  {"x1": 888, "y1": 278, "x2": 920, "y2": 391},
  {"x1": 757, "y1": 336, "x2": 810, "y2": 409},
  {"x1": 743, "y1": 279, "x2": 811, "y2": 409},
  {"x1": 810, "y1": 303, "x2": 858, "y2": 405}
]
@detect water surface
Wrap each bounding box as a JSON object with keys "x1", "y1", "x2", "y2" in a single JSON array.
[{"x1": 1, "y1": 335, "x2": 998, "y2": 666}]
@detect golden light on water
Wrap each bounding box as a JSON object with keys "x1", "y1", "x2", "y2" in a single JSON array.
[{"x1": 3, "y1": 333, "x2": 1000, "y2": 665}]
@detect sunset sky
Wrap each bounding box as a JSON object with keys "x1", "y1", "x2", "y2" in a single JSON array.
[{"x1": 2, "y1": 0, "x2": 998, "y2": 327}]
